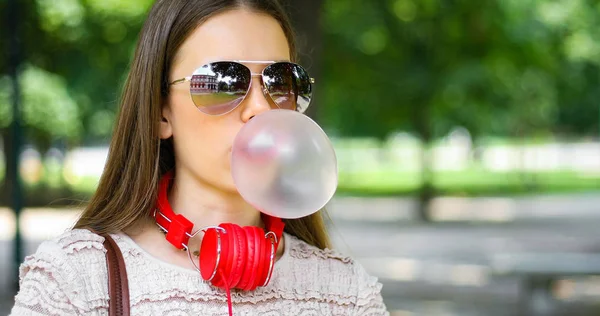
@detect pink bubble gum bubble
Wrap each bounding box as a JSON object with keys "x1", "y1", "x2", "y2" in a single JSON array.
[{"x1": 231, "y1": 110, "x2": 338, "y2": 219}]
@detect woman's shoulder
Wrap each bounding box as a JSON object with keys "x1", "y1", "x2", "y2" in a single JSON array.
[
  {"x1": 40, "y1": 227, "x2": 106, "y2": 251},
  {"x1": 13, "y1": 229, "x2": 111, "y2": 314},
  {"x1": 273, "y1": 233, "x2": 386, "y2": 311},
  {"x1": 285, "y1": 232, "x2": 354, "y2": 265},
  {"x1": 21, "y1": 228, "x2": 110, "y2": 282},
  {"x1": 27, "y1": 228, "x2": 108, "y2": 267},
  {"x1": 284, "y1": 232, "x2": 374, "y2": 280}
]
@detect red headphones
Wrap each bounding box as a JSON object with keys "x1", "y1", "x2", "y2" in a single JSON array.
[{"x1": 153, "y1": 171, "x2": 285, "y2": 292}]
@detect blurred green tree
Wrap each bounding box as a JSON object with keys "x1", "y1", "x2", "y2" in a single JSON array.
[
  {"x1": 2, "y1": 0, "x2": 600, "y2": 208},
  {"x1": 319, "y1": 0, "x2": 600, "y2": 219},
  {"x1": 0, "y1": 0, "x2": 154, "y2": 203}
]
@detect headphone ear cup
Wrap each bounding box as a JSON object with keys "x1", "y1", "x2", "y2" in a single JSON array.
[
  {"x1": 229, "y1": 224, "x2": 248, "y2": 289},
  {"x1": 256, "y1": 231, "x2": 275, "y2": 289},
  {"x1": 247, "y1": 228, "x2": 268, "y2": 291},
  {"x1": 214, "y1": 223, "x2": 236, "y2": 289},
  {"x1": 199, "y1": 228, "x2": 222, "y2": 282},
  {"x1": 199, "y1": 224, "x2": 277, "y2": 290},
  {"x1": 239, "y1": 226, "x2": 261, "y2": 291}
]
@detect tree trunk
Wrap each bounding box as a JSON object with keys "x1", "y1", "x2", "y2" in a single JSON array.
[
  {"x1": 415, "y1": 102, "x2": 434, "y2": 222},
  {"x1": 370, "y1": 0, "x2": 436, "y2": 222},
  {"x1": 0, "y1": 128, "x2": 11, "y2": 206},
  {"x1": 6, "y1": 0, "x2": 25, "y2": 293}
]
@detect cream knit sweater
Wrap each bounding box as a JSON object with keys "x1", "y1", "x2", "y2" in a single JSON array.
[{"x1": 10, "y1": 229, "x2": 388, "y2": 315}]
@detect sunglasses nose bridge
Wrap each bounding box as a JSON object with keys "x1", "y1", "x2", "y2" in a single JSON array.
[
  {"x1": 249, "y1": 73, "x2": 272, "y2": 102},
  {"x1": 241, "y1": 74, "x2": 272, "y2": 118}
]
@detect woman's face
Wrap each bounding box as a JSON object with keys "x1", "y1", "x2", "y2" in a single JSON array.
[{"x1": 162, "y1": 9, "x2": 290, "y2": 193}]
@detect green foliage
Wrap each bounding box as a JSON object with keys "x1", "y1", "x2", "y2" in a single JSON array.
[
  {"x1": 2, "y1": 0, "x2": 600, "y2": 200},
  {"x1": 0, "y1": 66, "x2": 81, "y2": 150},
  {"x1": 2, "y1": 0, "x2": 600, "y2": 145},
  {"x1": 320, "y1": 0, "x2": 600, "y2": 139},
  {"x1": 20, "y1": 65, "x2": 82, "y2": 148},
  {"x1": 1, "y1": 0, "x2": 155, "y2": 145}
]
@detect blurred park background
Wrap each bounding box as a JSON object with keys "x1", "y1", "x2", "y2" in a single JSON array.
[{"x1": 2, "y1": 0, "x2": 600, "y2": 315}]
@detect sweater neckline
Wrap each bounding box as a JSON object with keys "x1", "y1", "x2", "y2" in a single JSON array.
[{"x1": 115, "y1": 231, "x2": 292, "y2": 278}]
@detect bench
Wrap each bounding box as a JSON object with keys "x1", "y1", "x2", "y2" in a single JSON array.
[{"x1": 489, "y1": 253, "x2": 600, "y2": 316}]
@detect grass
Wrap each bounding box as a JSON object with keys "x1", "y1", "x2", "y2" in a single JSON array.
[
  {"x1": 336, "y1": 169, "x2": 600, "y2": 197},
  {"x1": 47, "y1": 169, "x2": 600, "y2": 200}
]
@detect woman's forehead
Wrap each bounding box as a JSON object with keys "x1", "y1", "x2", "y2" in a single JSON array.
[{"x1": 173, "y1": 9, "x2": 290, "y2": 73}]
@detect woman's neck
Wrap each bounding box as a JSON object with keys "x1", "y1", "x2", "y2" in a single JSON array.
[
  {"x1": 124, "y1": 169, "x2": 285, "y2": 272},
  {"x1": 168, "y1": 171, "x2": 263, "y2": 229}
]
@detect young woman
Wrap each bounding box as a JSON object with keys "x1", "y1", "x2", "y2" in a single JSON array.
[{"x1": 11, "y1": 1, "x2": 388, "y2": 315}]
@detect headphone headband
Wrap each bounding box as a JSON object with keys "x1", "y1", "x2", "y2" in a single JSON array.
[{"x1": 154, "y1": 170, "x2": 285, "y2": 251}]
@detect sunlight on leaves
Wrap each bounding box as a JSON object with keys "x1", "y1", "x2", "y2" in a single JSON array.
[
  {"x1": 36, "y1": 0, "x2": 85, "y2": 32},
  {"x1": 394, "y1": 0, "x2": 417, "y2": 22},
  {"x1": 564, "y1": 31, "x2": 600, "y2": 63},
  {"x1": 85, "y1": 0, "x2": 154, "y2": 17},
  {"x1": 20, "y1": 65, "x2": 82, "y2": 140},
  {"x1": 89, "y1": 109, "x2": 115, "y2": 138},
  {"x1": 359, "y1": 27, "x2": 387, "y2": 55},
  {"x1": 536, "y1": 0, "x2": 581, "y2": 27}
]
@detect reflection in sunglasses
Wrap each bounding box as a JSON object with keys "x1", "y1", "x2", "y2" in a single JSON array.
[
  {"x1": 191, "y1": 74, "x2": 218, "y2": 93},
  {"x1": 174, "y1": 61, "x2": 312, "y2": 115}
]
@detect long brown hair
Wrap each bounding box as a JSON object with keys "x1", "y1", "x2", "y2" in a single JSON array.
[{"x1": 74, "y1": 0, "x2": 331, "y2": 249}]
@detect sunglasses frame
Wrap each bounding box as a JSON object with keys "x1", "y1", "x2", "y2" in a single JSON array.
[{"x1": 169, "y1": 60, "x2": 315, "y2": 115}]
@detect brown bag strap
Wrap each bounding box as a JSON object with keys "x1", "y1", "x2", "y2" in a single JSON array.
[{"x1": 95, "y1": 231, "x2": 130, "y2": 316}]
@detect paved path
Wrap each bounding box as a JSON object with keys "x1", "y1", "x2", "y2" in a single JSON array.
[{"x1": 2, "y1": 193, "x2": 600, "y2": 315}]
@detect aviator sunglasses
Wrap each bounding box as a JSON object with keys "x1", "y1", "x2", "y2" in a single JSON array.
[{"x1": 169, "y1": 61, "x2": 314, "y2": 115}]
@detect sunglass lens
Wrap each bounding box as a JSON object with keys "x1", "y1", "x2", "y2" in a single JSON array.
[
  {"x1": 190, "y1": 62, "x2": 251, "y2": 115},
  {"x1": 263, "y1": 62, "x2": 312, "y2": 113}
]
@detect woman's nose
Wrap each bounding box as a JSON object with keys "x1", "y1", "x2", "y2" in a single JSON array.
[{"x1": 240, "y1": 75, "x2": 274, "y2": 122}]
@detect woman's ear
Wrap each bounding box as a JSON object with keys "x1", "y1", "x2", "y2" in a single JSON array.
[{"x1": 160, "y1": 104, "x2": 173, "y2": 139}]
